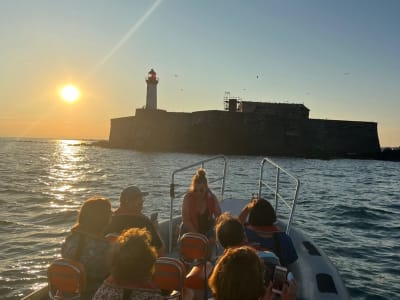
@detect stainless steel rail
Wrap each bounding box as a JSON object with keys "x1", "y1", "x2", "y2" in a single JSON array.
[{"x1": 258, "y1": 157, "x2": 300, "y2": 235}]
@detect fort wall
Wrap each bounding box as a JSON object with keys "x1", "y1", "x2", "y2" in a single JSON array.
[{"x1": 109, "y1": 109, "x2": 380, "y2": 158}]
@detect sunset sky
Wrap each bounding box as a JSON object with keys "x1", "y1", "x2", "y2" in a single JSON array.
[{"x1": 1, "y1": 0, "x2": 399, "y2": 146}]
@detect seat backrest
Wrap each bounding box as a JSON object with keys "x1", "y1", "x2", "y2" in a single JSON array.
[
  {"x1": 47, "y1": 258, "x2": 86, "y2": 299},
  {"x1": 179, "y1": 232, "x2": 209, "y2": 263},
  {"x1": 153, "y1": 257, "x2": 186, "y2": 294}
]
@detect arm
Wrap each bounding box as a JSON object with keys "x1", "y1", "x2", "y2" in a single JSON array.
[
  {"x1": 280, "y1": 280, "x2": 297, "y2": 300},
  {"x1": 142, "y1": 215, "x2": 166, "y2": 257},
  {"x1": 157, "y1": 243, "x2": 166, "y2": 257},
  {"x1": 238, "y1": 205, "x2": 250, "y2": 225},
  {"x1": 262, "y1": 278, "x2": 297, "y2": 300},
  {"x1": 213, "y1": 194, "x2": 222, "y2": 218},
  {"x1": 238, "y1": 198, "x2": 257, "y2": 224},
  {"x1": 182, "y1": 193, "x2": 197, "y2": 232}
]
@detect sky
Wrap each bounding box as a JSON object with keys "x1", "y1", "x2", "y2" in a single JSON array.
[{"x1": 1, "y1": 0, "x2": 399, "y2": 146}]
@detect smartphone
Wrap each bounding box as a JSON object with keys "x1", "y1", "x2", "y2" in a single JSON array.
[
  {"x1": 272, "y1": 266, "x2": 287, "y2": 294},
  {"x1": 150, "y1": 212, "x2": 158, "y2": 222}
]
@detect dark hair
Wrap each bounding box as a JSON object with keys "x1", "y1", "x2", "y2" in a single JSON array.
[
  {"x1": 248, "y1": 198, "x2": 276, "y2": 226},
  {"x1": 189, "y1": 168, "x2": 208, "y2": 192},
  {"x1": 216, "y1": 213, "x2": 245, "y2": 249},
  {"x1": 72, "y1": 197, "x2": 111, "y2": 235},
  {"x1": 208, "y1": 246, "x2": 265, "y2": 300},
  {"x1": 112, "y1": 228, "x2": 157, "y2": 283}
]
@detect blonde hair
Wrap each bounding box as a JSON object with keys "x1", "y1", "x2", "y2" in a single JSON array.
[{"x1": 189, "y1": 168, "x2": 208, "y2": 192}]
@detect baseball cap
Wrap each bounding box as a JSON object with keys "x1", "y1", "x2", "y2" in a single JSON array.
[{"x1": 120, "y1": 186, "x2": 149, "y2": 203}]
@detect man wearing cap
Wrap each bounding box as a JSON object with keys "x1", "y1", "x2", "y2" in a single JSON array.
[{"x1": 105, "y1": 186, "x2": 165, "y2": 256}]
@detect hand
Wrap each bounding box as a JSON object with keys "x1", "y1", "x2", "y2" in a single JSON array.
[
  {"x1": 247, "y1": 197, "x2": 258, "y2": 210},
  {"x1": 280, "y1": 280, "x2": 297, "y2": 300},
  {"x1": 260, "y1": 281, "x2": 274, "y2": 300}
]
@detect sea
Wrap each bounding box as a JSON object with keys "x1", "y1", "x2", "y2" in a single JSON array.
[{"x1": 0, "y1": 137, "x2": 399, "y2": 300}]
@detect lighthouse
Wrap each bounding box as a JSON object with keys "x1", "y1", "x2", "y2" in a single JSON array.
[{"x1": 145, "y1": 68, "x2": 158, "y2": 110}]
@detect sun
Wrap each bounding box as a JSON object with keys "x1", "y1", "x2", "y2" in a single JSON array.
[{"x1": 60, "y1": 85, "x2": 80, "y2": 103}]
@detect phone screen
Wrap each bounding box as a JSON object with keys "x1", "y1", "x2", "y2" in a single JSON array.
[{"x1": 272, "y1": 266, "x2": 287, "y2": 294}]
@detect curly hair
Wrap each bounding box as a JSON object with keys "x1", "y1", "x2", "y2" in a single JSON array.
[
  {"x1": 112, "y1": 228, "x2": 157, "y2": 283},
  {"x1": 189, "y1": 168, "x2": 208, "y2": 192},
  {"x1": 208, "y1": 246, "x2": 265, "y2": 300}
]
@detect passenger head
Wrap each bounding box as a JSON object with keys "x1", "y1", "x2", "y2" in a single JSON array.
[
  {"x1": 248, "y1": 197, "x2": 276, "y2": 226},
  {"x1": 119, "y1": 185, "x2": 148, "y2": 211},
  {"x1": 215, "y1": 213, "x2": 246, "y2": 249},
  {"x1": 72, "y1": 196, "x2": 111, "y2": 235},
  {"x1": 190, "y1": 168, "x2": 208, "y2": 197},
  {"x1": 208, "y1": 246, "x2": 265, "y2": 300},
  {"x1": 112, "y1": 228, "x2": 157, "y2": 283}
]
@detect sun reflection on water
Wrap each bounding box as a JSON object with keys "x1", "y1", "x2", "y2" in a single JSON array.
[{"x1": 46, "y1": 140, "x2": 87, "y2": 204}]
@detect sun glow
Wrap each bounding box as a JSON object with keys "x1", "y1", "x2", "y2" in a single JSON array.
[{"x1": 60, "y1": 85, "x2": 80, "y2": 103}]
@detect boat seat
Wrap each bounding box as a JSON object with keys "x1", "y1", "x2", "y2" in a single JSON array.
[
  {"x1": 179, "y1": 232, "x2": 213, "y2": 292},
  {"x1": 153, "y1": 257, "x2": 186, "y2": 300},
  {"x1": 47, "y1": 258, "x2": 86, "y2": 300},
  {"x1": 179, "y1": 232, "x2": 209, "y2": 265}
]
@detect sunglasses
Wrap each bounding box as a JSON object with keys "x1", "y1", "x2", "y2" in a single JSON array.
[{"x1": 194, "y1": 188, "x2": 206, "y2": 193}]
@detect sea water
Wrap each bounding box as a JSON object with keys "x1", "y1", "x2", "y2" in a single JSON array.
[{"x1": 0, "y1": 138, "x2": 399, "y2": 300}]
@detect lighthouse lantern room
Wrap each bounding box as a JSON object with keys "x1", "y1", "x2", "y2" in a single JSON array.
[{"x1": 145, "y1": 68, "x2": 159, "y2": 110}]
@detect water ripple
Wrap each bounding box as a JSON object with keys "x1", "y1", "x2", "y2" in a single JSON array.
[{"x1": 0, "y1": 139, "x2": 399, "y2": 300}]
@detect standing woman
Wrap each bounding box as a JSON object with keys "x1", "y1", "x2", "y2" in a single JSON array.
[
  {"x1": 62, "y1": 197, "x2": 113, "y2": 300},
  {"x1": 181, "y1": 168, "x2": 221, "y2": 237}
]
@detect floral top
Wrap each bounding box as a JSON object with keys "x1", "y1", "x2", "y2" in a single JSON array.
[
  {"x1": 93, "y1": 277, "x2": 164, "y2": 300},
  {"x1": 61, "y1": 231, "x2": 113, "y2": 299}
]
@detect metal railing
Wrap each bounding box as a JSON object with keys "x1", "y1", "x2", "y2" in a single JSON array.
[
  {"x1": 168, "y1": 155, "x2": 227, "y2": 253},
  {"x1": 257, "y1": 157, "x2": 300, "y2": 235}
]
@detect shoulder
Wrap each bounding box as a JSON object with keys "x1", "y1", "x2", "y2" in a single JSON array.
[
  {"x1": 131, "y1": 214, "x2": 153, "y2": 226},
  {"x1": 276, "y1": 231, "x2": 291, "y2": 241},
  {"x1": 182, "y1": 192, "x2": 194, "y2": 208},
  {"x1": 107, "y1": 214, "x2": 151, "y2": 233},
  {"x1": 183, "y1": 192, "x2": 194, "y2": 201},
  {"x1": 61, "y1": 232, "x2": 79, "y2": 257},
  {"x1": 93, "y1": 281, "x2": 123, "y2": 299},
  {"x1": 130, "y1": 289, "x2": 164, "y2": 300},
  {"x1": 207, "y1": 190, "x2": 217, "y2": 200},
  {"x1": 276, "y1": 232, "x2": 295, "y2": 247},
  {"x1": 64, "y1": 231, "x2": 79, "y2": 244}
]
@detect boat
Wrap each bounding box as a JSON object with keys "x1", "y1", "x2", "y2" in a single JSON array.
[{"x1": 21, "y1": 155, "x2": 350, "y2": 300}]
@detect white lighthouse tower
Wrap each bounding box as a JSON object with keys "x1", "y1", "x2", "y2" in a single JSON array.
[{"x1": 145, "y1": 68, "x2": 158, "y2": 110}]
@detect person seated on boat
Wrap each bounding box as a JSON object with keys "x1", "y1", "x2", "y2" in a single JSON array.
[
  {"x1": 105, "y1": 185, "x2": 165, "y2": 256},
  {"x1": 208, "y1": 246, "x2": 297, "y2": 300},
  {"x1": 61, "y1": 196, "x2": 114, "y2": 300},
  {"x1": 181, "y1": 168, "x2": 221, "y2": 239},
  {"x1": 238, "y1": 197, "x2": 298, "y2": 267},
  {"x1": 93, "y1": 227, "x2": 165, "y2": 300},
  {"x1": 215, "y1": 212, "x2": 280, "y2": 284},
  {"x1": 215, "y1": 212, "x2": 247, "y2": 249}
]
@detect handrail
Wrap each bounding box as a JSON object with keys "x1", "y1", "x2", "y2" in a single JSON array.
[
  {"x1": 168, "y1": 155, "x2": 227, "y2": 253},
  {"x1": 257, "y1": 157, "x2": 300, "y2": 235}
]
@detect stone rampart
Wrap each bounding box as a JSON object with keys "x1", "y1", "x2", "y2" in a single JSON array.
[{"x1": 109, "y1": 110, "x2": 380, "y2": 158}]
